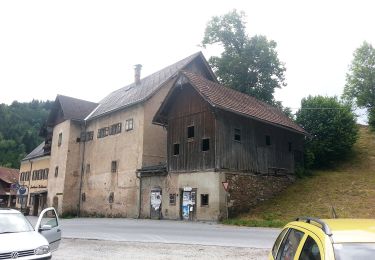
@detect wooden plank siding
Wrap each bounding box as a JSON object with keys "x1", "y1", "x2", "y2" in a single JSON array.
[
  {"x1": 215, "y1": 110, "x2": 304, "y2": 174},
  {"x1": 167, "y1": 85, "x2": 215, "y2": 172},
  {"x1": 165, "y1": 83, "x2": 304, "y2": 174}
]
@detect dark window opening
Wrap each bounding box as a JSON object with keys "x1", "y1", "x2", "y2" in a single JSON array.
[
  {"x1": 187, "y1": 125, "x2": 195, "y2": 138},
  {"x1": 110, "y1": 123, "x2": 122, "y2": 135},
  {"x1": 201, "y1": 194, "x2": 209, "y2": 206},
  {"x1": 86, "y1": 163, "x2": 90, "y2": 173},
  {"x1": 81, "y1": 193, "x2": 86, "y2": 202},
  {"x1": 111, "y1": 161, "x2": 118, "y2": 173},
  {"x1": 288, "y1": 142, "x2": 292, "y2": 152},
  {"x1": 266, "y1": 135, "x2": 271, "y2": 146},
  {"x1": 97, "y1": 127, "x2": 109, "y2": 138},
  {"x1": 173, "y1": 143, "x2": 180, "y2": 156},
  {"x1": 109, "y1": 192, "x2": 114, "y2": 203},
  {"x1": 169, "y1": 194, "x2": 176, "y2": 205},
  {"x1": 234, "y1": 129, "x2": 241, "y2": 142},
  {"x1": 54, "y1": 166, "x2": 59, "y2": 177},
  {"x1": 202, "y1": 138, "x2": 210, "y2": 151},
  {"x1": 58, "y1": 133, "x2": 62, "y2": 146}
]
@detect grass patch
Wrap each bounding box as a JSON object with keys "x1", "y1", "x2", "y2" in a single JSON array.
[{"x1": 223, "y1": 126, "x2": 375, "y2": 227}]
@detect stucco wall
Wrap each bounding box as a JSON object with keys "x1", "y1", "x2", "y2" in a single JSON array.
[
  {"x1": 80, "y1": 104, "x2": 144, "y2": 217},
  {"x1": 140, "y1": 171, "x2": 226, "y2": 221},
  {"x1": 47, "y1": 120, "x2": 71, "y2": 215},
  {"x1": 225, "y1": 172, "x2": 294, "y2": 217}
]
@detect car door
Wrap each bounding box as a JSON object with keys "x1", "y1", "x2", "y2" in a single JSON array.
[
  {"x1": 296, "y1": 233, "x2": 324, "y2": 260},
  {"x1": 35, "y1": 207, "x2": 61, "y2": 251},
  {"x1": 275, "y1": 228, "x2": 305, "y2": 260}
]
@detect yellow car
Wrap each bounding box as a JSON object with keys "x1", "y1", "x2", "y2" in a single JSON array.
[{"x1": 269, "y1": 217, "x2": 375, "y2": 260}]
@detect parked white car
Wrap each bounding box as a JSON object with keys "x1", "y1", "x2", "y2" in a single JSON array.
[{"x1": 0, "y1": 207, "x2": 61, "y2": 259}]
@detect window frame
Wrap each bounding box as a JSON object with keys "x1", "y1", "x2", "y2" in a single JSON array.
[
  {"x1": 200, "y1": 194, "x2": 209, "y2": 207},
  {"x1": 173, "y1": 143, "x2": 180, "y2": 156},
  {"x1": 54, "y1": 166, "x2": 59, "y2": 177},
  {"x1": 234, "y1": 128, "x2": 241, "y2": 142},
  {"x1": 202, "y1": 138, "x2": 210, "y2": 152},
  {"x1": 187, "y1": 125, "x2": 195, "y2": 139},
  {"x1": 58, "y1": 133, "x2": 62, "y2": 146},
  {"x1": 111, "y1": 160, "x2": 118, "y2": 173},
  {"x1": 266, "y1": 135, "x2": 271, "y2": 146},
  {"x1": 125, "y1": 118, "x2": 134, "y2": 131}
]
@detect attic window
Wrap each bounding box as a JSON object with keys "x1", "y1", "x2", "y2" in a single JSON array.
[
  {"x1": 266, "y1": 135, "x2": 271, "y2": 146},
  {"x1": 234, "y1": 129, "x2": 241, "y2": 142},
  {"x1": 202, "y1": 138, "x2": 210, "y2": 151},
  {"x1": 187, "y1": 125, "x2": 195, "y2": 139},
  {"x1": 173, "y1": 143, "x2": 180, "y2": 156}
]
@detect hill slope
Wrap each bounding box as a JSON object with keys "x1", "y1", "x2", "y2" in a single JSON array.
[{"x1": 226, "y1": 126, "x2": 375, "y2": 227}]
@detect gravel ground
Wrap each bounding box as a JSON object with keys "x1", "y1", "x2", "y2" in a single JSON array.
[{"x1": 53, "y1": 238, "x2": 269, "y2": 260}]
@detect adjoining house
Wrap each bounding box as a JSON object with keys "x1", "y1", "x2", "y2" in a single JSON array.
[
  {"x1": 39, "y1": 52, "x2": 215, "y2": 217},
  {"x1": 147, "y1": 71, "x2": 307, "y2": 221},
  {"x1": 0, "y1": 166, "x2": 19, "y2": 208},
  {"x1": 17, "y1": 142, "x2": 50, "y2": 215}
]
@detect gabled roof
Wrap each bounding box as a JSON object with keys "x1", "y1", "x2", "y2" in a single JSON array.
[
  {"x1": 22, "y1": 142, "x2": 48, "y2": 161},
  {"x1": 86, "y1": 52, "x2": 216, "y2": 120},
  {"x1": 46, "y1": 95, "x2": 98, "y2": 126},
  {"x1": 154, "y1": 71, "x2": 307, "y2": 135},
  {"x1": 0, "y1": 167, "x2": 19, "y2": 184},
  {"x1": 56, "y1": 95, "x2": 98, "y2": 121}
]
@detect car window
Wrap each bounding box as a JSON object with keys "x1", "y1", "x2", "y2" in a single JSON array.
[
  {"x1": 276, "y1": 228, "x2": 304, "y2": 260},
  {"x1": 299, "y1": 236, "x2": 321, "y2": 260},
  {"x1": 0, "y1": 213, "x2": 34, "y2": 233},
  {"x1": 272, "y1": 228, "x2": 289, "y2": 258},
  {"x1": 40, "y1": 209, "x2": 58, "y2": 228}
]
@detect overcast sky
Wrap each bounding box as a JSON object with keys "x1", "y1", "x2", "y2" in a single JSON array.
[{"x1": 1, "y1": 0, "x2": 374, "y2": 121}]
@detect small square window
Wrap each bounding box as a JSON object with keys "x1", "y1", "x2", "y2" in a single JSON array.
[
  {"x1": 201, "y1": 194, "x2": 209, "y2": 207},
  {"x1": 187, "y1": 125, "x2": 195, "y2": 138},
  {"x1": 234, "y1": 129, "x2": 241, "y2": 142},
  {"x1": 54, "y1": 166, "x2": 59, "y2": 177},
  {"x1": 173, "y1": 143, "x2": 180, "y2": 156},
  {"x1": 266, "y1": 135, "x2": 271, "y2": 146},
  {"x1": 125, "y1": 118, "x2": 134, "y2": 131},
  {"x1": 111, "y1": 161, "x2": 118, "y2": 173},
  {"x1": 202, "y1": 138, "x2": 210, "y2": 151},
  {"x1": 58, "y1": 133, "x2": 62, "y2": 146},
  {"x1": 169, "y1": 194, "x2": 176, "y2": 206},
  {"x1": 288, "y1": 142, "x2": 292, "y2": 152}
]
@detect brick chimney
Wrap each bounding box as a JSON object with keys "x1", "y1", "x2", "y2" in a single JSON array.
[{"x1": 134, "y1": 64, "x2": 142, "y2": 85}]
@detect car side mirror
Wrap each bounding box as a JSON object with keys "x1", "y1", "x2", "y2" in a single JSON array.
[{"x1": 39, "y1": 224, "x2": 52, "y2": 232}]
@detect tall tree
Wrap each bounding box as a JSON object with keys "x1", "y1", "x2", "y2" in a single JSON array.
[
  {"x1": 343, "y1": 41, "x2": 375, "y2": 129},
  {"x1": 201, "y1": 10, "x2": 286, "y2": 105},
  {"x1": 296, "y1": 96, "x2": 358, "y2": 168}
]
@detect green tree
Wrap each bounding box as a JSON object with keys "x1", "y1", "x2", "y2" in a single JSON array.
[
  {"x1": 343, "y1": 41, "x2": 375, "y2": 129},
  {"x1": 201, "y1": 10, "x2": 286, "y2": 105},
  {"x1": 296, "y1": 96, "x2": 358, "y2": 168}
]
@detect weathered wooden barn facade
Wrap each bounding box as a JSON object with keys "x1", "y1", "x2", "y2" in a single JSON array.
[{"x1": 144, "y1": 71, "x2": 307, "y2": 220}]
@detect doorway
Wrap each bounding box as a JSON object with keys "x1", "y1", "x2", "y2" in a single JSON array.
[
  {"x1": 33, "y1": 195, "x2": 39, "y2": 216},
  {"x1": 150, "y1": 187, "x2": 162, "y2": 219},
  {"x1": 180, "y1": 188, "x2": 196, "y2": 221}
]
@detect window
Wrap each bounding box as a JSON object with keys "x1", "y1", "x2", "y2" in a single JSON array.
[
  {"x1": 234, "y1": 128, "x2": 241, "y2": 142},
  {"x1": 81, "y1": 193, "x2": 86, "y2": 202},
  {"x1": 111, "y1": 161, "x2": 118, "y2": 173},
  {"x1": 266, "y1": 135, "x2": 271, "y2": 146},
  {"x1": 44, "y1": 169, "x2": 49, "y2": 179},
  {"x1": 299, "y1": 236, "x2": 321, "y2": 260},
  {"x1": 272, "y1": 228, "x2": 289, "y2": 258},
  {"x1": 86, "y1": 131, "x2": 94, "y2": 141},
  {"x1": 110, "y1": 123, "x2": 122, "y2": 135},
  {"x1": 173, "y1": 143, "x2": 180, "y2": 156},
  {"x1": 125, "y1": 118, "x2": 134, "y2": 131},
  {"x1": 201, "y1": 194, "x2": 209, "y2": 206},
  {"x1": 169, "y1": 194, "x2": 176, "y2": 206},
  {"x1": 276, "y1": 228, "x2": 304, "y2": 260},
  {"x1": 187, "y1": 125, "x2": 195, "y2": 138},
  {"x1": 54, "y1": 166, "x2": 59, "y2": 177},
  {"x1": 58, "y1": 133, "x2": 62, "y2": 146},
  {"x1": 97, "y1": 127, "x2": 109, "y2": 138},
  {"x1": 288, "y1": 142, "x2": 292, "y2": 152},
  {"x1": 86, "y1": 163, "x2": 90, "y2": 174},
  {"x1": 202, "y1": 138, "x2": 210, "y2": 151},
  {"x1": 109, "y1": 192, "x2": 114, "y2": 203},
  {"x1": 32, "y1": 170, "x2": 36, "y2": 180},
  {"x1": 27, "y1": 171, "x2": 30, "y2": 181}
]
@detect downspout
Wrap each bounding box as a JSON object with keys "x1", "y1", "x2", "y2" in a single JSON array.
[
  {"x1": 77, "y1": 120, "x2": 87, "y2": 217},
  {"x1": 136, "y1": 171, "x2": 142, "y2": 218}
]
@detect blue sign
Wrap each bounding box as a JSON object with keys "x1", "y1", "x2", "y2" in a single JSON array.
[
  {"x1": 10, "y1": 183, "x2": 20, "y2": 190},
  {"x1": 18, "y1": 186, "x2": 27, "y2": 195}
]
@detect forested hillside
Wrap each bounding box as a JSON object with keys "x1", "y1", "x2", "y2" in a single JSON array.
[{"x1": 0, "y1": 100, "x2": 53, "y2": 169}]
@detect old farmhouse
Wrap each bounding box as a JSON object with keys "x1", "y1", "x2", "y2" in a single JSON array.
[{"x1": 17, "y1": 52, "x2": 306, "y2": 220}]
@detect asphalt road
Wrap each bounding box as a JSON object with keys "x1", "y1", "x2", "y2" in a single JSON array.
[{"x1": 28, "y1": 217, "x2": 279, "y2": 249}]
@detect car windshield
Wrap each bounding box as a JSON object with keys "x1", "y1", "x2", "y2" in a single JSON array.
[
  {"x1": 334, "y1": 243, "x2": 375, "y2": 260},
  {"x1": 0, "y1": 213, "x2": 34, "y2": 234}
]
